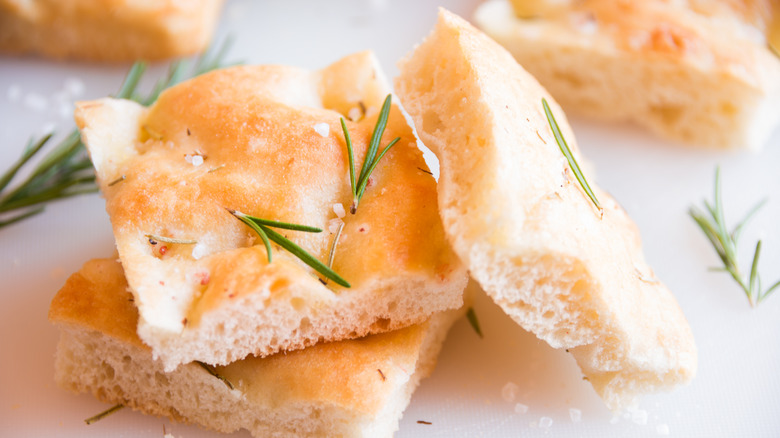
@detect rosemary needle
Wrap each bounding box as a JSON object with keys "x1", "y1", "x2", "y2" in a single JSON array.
[
  {"x1": 84, "y1": 403, "x2": 125, "y2": 425},
  {"x1": 466, "y1": 307, "x2": 483, "y2": 338},
  {"x1": 228, "y1": 209, "x2": 350, "y2": 288},
  {"x1": 542, "y1": 98, "x2": 602, "y2": 217},
  {"x1": 0, "y1": 38, "x2": 235, "y2": 230},
  {"x1": 196, "y1": 361, "x2": 235, "y2": 390},
  {"x1": 145, "y1": 234, "x2": 197, "y2": 245},
  {"x1": 689, "y1": 167, "x2": 779, "y2": 307}
]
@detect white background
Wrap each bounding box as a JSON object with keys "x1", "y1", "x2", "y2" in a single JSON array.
[{"x1": 1, "y1": 1, "x2": 779, "y2": 437}]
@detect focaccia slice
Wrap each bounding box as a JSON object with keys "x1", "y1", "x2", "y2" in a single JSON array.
[
  {"x1": 75, "y1": 51, "x2": 467, "y2": 371},
  {"x1": 0, "y1": 0, "x2": 224, "y2": 61},
  {"x1": 474, "y1": 0, "x2": 780, "y2": 149},
  {"x1": 396, "y1": 9, "x2": 696, "y2": 410},
  {"x1": 49, "y1": 258, "x2": 464, "y2": 438}
]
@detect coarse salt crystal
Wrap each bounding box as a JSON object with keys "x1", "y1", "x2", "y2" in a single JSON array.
[
  {"x1": 7, "y1": 85, "x2": 22, "y2": 102},
  {"x1": 569, "y1": 408, "x2": 582, "y2": 423},
  {"x1": 191, "y1": 155, "x2": 204, "y2": 166},
  {"x1": 64, "y1": 77, "x2": 85, "y2": 96},
  {"x1": 501, "y1": 381, "x2": 519, "y2": 402},
  {"x1": 58, "y1": 102, "x2": 74, "y2": 119},
  {"x1": 630, "y1": 409, "x2": 648, "y2": 425},
  {"x1": 191, "y1": 243, "x2": 208, "y2": 260},
  {"x1": 313, "y1": 122, "x2": 330, "y2": 137},
  {"x1": 514, "y1": 403, "x2": 529, "y2": 414},
  {"x1": 328, "y1": 218, "x2": 344, "y2": 234},
  {"x1": 333, "y1": 203, "x2": 346, "y2": 218},
  {"x1": 184, "y1": 154, "x2": 193, "y2": 163},
  {"x1": 656, "y1": 423, "x2": 670, "y2": 435},
  {"x1": 24, "y1": 93, "x2": 48, "y2": 111},
  {"x1": 539, "y1": 417, "x2": 553, "y2": 429},
  {"x1": 51, "y1": 90, "x2": 69, "y2": 103},
  {"x1": 40, "y1": 122, "x2": 57, "y2": 136}
]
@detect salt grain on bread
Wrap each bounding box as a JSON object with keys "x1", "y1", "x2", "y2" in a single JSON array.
[
  {"x1": 0, "y1": 0, "x2": 224, "y2": 61},
  {"x1": 396, "y1": 9, "x2": 696, "y2": 410},
  {"x1": 75, "y1": 51, "x2": 467, "y2": 371},
  {"x1": 49, "y1": 258, "x2": 465, "y2": 438},
  {"x1": 474, "y1": 0, "x2": 780, "y2": 149}
]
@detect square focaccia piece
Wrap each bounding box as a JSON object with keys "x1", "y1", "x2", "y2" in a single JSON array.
[
  {"x1": 76, "y1": 51, "x2": 467, "y2": 371},
  {"x1": 50, "y1": 258, "x2": 465, "y2": 438},
  {"x1": 397, "y1": 10, "x2": 696, "y2": 410}
]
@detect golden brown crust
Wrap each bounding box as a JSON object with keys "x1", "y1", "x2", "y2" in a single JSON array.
[
  {"x1": 75, "y1": 52, "x2": 466, "y2": 369},
  {"x1": 0, "y1": 0, "x2": 224, "y2": 61},
  {"x1": 48, "y1": 258, "x2": 144, "y2": 349}
]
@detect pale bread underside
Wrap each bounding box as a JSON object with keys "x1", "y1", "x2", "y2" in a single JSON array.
[
  {"x1": 396, "y1": 9, "x2": 697, "y2": 410},
  {"x1": 475, "y1": 0, "x2": 780, "y2": 149}
]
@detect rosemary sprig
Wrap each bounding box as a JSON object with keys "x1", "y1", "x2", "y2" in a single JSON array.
[
  {"x1": 0, "y1": 39, "x2": 234, "y2": 230},
  {"x1": 689, "y1": 168, "x2": 779, "y2": 307},
  {"x1": 84, "y1": 403, "x2": 125, "y2": 425},
  {"x1": 341, "y1": 94, "x2": 401, "y2": 214},
  {"x1": 228, "y1": 209, "x2": 350, "y2": 288},
  {"x1": 196, "y1": 361, "x2": 235, "y2": 390},
  {"x1": 542, "y1": 98, "x2": 602, "y2": 217}
]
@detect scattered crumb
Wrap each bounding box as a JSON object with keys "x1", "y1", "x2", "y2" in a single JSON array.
[
  {"x1": 539, "y1": 417, "x2": 553, "y2": 429},
  {"x1": 313, "y1": 122, "x2": 330, "y2": 137},
  {"x1": 656, "y1": 423, "x2": 670, "y2": 435},
  {"x1": 416, "y1": 420, "x2": 432, "y2": 425},
  {"x1": 501, "y1": 381, "x2": 519, "y2": 403},
  {"x1": 514, "y1": 403, "x2": 529, "y2": 414},
  {"x1": 569, "y1": 408, "x2": 582, "y2": 423}
]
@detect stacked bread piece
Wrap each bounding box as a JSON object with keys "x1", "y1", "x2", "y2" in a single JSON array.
[
  {"x1": 475, "y1": 0, "x2": 780, "y2": 149},
  {"x1": 51, "y1": 8, "x2": 699, "y2": 436},
  {"x1": 50, "y1": 50, "x2": 469, "y2": 437}
]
